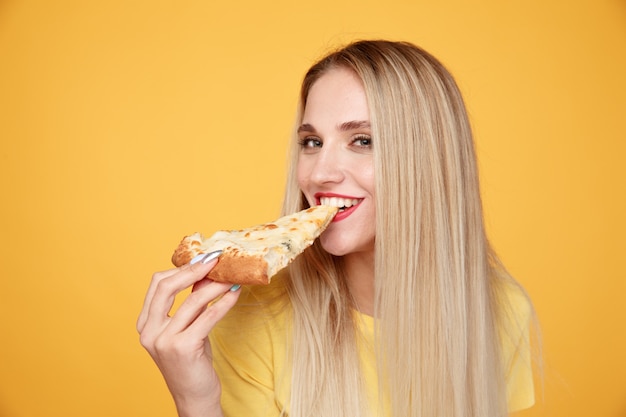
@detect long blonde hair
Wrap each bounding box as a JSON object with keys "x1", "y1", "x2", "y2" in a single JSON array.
[{"x1": 282, "y1": 40, "x2": 529, "y2": 417}]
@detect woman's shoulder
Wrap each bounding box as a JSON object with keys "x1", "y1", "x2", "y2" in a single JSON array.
[
  {"x1": 493, "y1": 276, "x2": 537, "y2": 411},
  {"x1": 494, "y1": 277, "x2": 533, "y2": 330}
]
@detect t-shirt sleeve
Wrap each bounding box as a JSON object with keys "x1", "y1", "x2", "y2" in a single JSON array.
[{"x1": 499, "y1": 283, "x2": 536, "y2": 412}]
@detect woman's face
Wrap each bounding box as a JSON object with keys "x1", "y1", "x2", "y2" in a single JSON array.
[{"x1": 296, "y1": 67, "x2": 375, "y2": 257}]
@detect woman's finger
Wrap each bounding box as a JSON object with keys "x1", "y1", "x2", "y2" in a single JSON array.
[
  {"x1": 138, "y1": 252, "x2": 222, "y2": 333},
  {"x1": 182, "y1": 284, "x2": 242, "y2": 341},
  {"x1": 164, "y1": 279, "x2": 232, "y2": 334},
  {"x1": 137, "y1": 267, "x2": 180, "y2": 333}
]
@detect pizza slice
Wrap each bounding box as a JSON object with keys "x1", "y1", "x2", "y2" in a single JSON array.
[{"x1": 171, "y1": 205, "x2": 338, "y2": 285}]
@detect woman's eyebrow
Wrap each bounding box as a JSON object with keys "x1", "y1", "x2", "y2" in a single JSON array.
[
  {"x1": 339, "y1": 120, "x2": 370, "y2": 131},
  {"x1": 297, "y1": 121, "x2": 371, "y2": 133},
  {"x1": 297, "y1": 123, "x2": 315, "y2": 133}
]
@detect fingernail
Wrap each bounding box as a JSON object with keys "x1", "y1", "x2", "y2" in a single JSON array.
[
  {"x1": 230, "y1": 284, "x2": 241, "y2": 292},
  {"x1": 190, "y1": 250, "x2": 223, "y2": 265}
]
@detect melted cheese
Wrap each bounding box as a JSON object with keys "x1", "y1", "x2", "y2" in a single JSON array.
[{"x1": 194, "y1": 205, "x2": 338, "y2": 277}]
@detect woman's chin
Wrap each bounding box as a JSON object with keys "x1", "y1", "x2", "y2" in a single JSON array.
[
  {"x1": 319, "y1": 235, "x2": 349, "y2": 257},
  {"x1": 319, "y1": 235, "x2": 374, "y2": 257}
]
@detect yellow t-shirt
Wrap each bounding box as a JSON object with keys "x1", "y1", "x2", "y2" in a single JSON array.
[{"x1": 210, "y1": 277, "x2": 534, "y2": 416}]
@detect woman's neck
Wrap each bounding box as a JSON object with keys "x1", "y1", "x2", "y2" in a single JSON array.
[{"x1": 343, "y1": 251, "x2": 375, "y2": 316}]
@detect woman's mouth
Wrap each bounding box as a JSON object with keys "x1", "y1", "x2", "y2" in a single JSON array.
[{"x1": 318, "y1": 196, "x2": 363, "y2": 221}]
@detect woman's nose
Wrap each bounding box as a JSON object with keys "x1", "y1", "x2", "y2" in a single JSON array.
[{"x1": 309, "y1": 147, "x2": 344, "y2": 185}]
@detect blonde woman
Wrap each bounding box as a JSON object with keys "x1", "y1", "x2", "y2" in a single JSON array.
[{"x1": 138, "y1": 40, "x2": 537, "y2": 417}]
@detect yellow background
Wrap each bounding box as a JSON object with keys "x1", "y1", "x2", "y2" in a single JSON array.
[{"x1": 1, "y1": 1, "x2": 624, "y2": 416}]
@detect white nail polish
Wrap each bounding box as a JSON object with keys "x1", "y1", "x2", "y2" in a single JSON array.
[
  {"x1": 202, "y1": 250, "x2": 223, "y2": 264},
  {"x1": 190, "y1": 250, "x2": 222, "y2": 265},
  {"x1": 190, "y1": 254, "x2": 205, "y2": 265}
]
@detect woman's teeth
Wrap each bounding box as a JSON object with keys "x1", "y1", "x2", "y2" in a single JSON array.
[{"x1": 320, "y1": 197, "x2": 362, "y2": 211}]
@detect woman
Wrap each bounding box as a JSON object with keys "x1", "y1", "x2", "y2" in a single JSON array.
[{"x1": 138, "y1": 40, "x2": 537, "y2": 417}]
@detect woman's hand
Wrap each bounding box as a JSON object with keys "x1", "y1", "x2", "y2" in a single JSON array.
[{"x1": 137, "y1": 251, "x2": 241, "y2": 417}]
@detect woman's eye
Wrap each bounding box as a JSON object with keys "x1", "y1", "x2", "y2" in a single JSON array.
[
  {"x1": 298, "y1": 137, "x2": 322, "y2": 149},
  {"x1": 352, "y1": 135, "x2": 372, "y2": 148}
]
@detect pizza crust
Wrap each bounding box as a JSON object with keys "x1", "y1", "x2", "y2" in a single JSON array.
[{"x1": 171, "y1": 205, "x2": 338, "y2": 285}]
